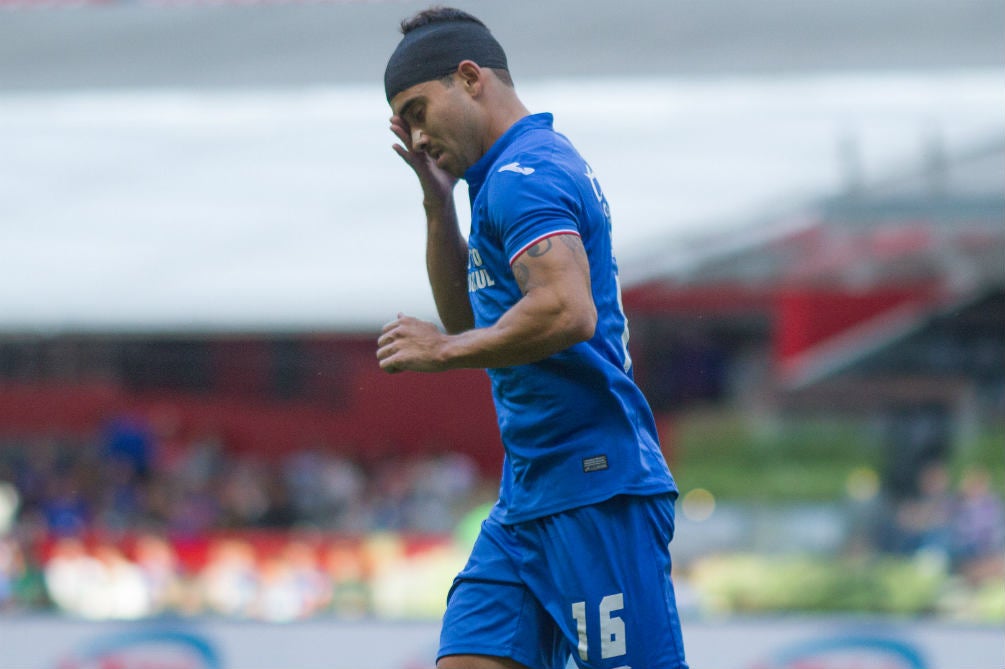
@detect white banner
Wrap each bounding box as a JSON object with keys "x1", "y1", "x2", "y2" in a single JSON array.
[{"x1": 1, "y1": 615, "x2": 1000, "y2": 669}]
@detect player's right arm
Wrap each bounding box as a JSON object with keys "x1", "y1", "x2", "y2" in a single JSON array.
[{"x1": 390, "y1": 115, "x2": 474, "y2": 334}]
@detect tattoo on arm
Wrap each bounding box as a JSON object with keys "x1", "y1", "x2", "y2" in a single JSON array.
[
  {"x1": 559, "y1": 234, "x2": 585, "y2": 256},
  {"x1": 560, "y1": 234, "x2": 590, "y2": 276},
  {"x1": 526, "y1": 238, "x2": 553, "y2": 258},
  {"x1": 513, "y1": 238, "x2": 552, "y2": 294},
  {"x1": 513, "y1": 260, "x2": 530, "y2": 294},
  {"x1": 512, "y1": 235, "x2": 590, "y2": 296}
]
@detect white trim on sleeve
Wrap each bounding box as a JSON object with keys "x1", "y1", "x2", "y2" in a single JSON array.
[{"x1": 508, "y1": 229, "x2": 581, "y2": 266}]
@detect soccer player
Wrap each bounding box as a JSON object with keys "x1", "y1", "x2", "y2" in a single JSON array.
[{"x1": 377, "y1": 7, "x2": 689, "y2": 669}]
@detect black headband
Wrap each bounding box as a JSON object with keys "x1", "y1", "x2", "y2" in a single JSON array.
[{"x1": 384, "y1": 20, "x2": 508, "y2": 102}]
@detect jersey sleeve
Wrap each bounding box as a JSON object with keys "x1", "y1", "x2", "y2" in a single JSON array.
[{"x1": 486, "y1": 157, "x2": 583, "y2": 266}]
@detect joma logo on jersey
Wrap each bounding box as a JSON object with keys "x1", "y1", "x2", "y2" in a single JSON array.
[
  {"x1": 468, "y1": 247, "x2": 496, "y2": 293},
  {"x1": 498, "y1": 161, "x2": 535, "y2": 175}
]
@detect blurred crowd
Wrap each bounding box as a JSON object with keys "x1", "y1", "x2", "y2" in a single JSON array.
[
  {"x1": 0, "y1": 416, "x2": 1002, "y2": 621},
  {"x1": 1, "y1": 415, "x2": 486, "y2": 536},
  {"x1": 0, "y1": 415, "x2": 493, "y2": 619},
  {"x1": 0, "y1": 529, "x2": 442, "y2": 621},
  {"x1": 878, "y1": 461, "x2": 1005, "y2": 584}
]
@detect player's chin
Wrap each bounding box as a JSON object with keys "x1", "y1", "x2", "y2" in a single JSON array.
[{"x1": 436, "y1": 155, "x2": 464, "y2": 178}]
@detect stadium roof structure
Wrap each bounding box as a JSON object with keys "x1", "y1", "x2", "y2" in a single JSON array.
[
  {"x1": 1, "y1": 0, "x2": 1003, "y2": 334},
  {"x1": 2, "y1": 72, "x2": 1001, "y2": 334},
  {"x1": 623, "y1": 137, "x2": 1005, "y2": 389}
]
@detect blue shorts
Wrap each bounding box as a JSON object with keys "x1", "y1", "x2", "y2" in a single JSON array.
[{"x1": 438, "y1": 493, "x2": 688, "y2": 669}]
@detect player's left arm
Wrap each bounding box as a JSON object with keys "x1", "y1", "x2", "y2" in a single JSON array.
[{"x1": 377, "y1": 232, "x2": 596, "y2": 372}]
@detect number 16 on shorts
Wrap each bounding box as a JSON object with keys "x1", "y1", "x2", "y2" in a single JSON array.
[{"x1": 571, "y1": 593, "x2": 627, "y2": 663}]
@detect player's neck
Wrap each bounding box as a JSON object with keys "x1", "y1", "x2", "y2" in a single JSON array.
[{"x1": 482, "y1": 95, "x2": 531, "y2": 155}]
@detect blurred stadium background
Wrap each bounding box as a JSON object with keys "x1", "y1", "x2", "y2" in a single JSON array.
[{"x1": 0, "y1": 0, "x2": 1002, "y2": 667}]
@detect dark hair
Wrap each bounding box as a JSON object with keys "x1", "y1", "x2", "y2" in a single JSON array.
[
  {"x1": 398, "y1": 6, "x2": 514, "y2": 87},
  {"x1": 400, "y1": 6, "x2": 488, "y2": 35}
]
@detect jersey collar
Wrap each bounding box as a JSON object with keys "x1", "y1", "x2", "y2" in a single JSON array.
[{"x1": 464, "y1": 112, "x2": 554, "y2": 189}]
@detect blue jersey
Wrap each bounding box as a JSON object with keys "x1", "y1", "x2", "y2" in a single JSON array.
[{"x1": 463, "y1": 113, "x2": 677, "y2": 524}]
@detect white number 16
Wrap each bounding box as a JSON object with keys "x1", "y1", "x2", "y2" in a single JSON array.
[{"x1": 571, "y1": 592, "x2": 627, "y2": 661}]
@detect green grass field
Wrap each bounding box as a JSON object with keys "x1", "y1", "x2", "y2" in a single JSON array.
[{"x1": 668, "y1": 409, "x2": 1003, "y2": 502}]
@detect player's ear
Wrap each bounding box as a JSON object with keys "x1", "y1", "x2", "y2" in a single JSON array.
[{"x1": 456, "y1": 60, "x2": 482, "y2": 95}]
